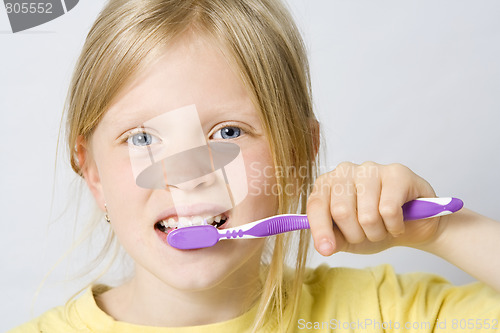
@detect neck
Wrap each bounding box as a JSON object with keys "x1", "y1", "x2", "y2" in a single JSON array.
[{"x1": 97, "y1": 260, "x2": 263, "y2": 327}]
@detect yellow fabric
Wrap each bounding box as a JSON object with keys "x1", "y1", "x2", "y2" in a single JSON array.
[{"x1": 9, "y1": 265, "x2": 500, "y2": 332}]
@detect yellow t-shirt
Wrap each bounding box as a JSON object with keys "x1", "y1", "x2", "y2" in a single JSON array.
[{"x1": 8, "y1": 265, "x2": 500, "y2": 332}]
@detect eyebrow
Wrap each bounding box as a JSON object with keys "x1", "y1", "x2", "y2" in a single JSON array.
[
  {"x1": 105, "y1": 108, "x2": 159, "y2": 141},
  {"x1": 206, "y1": 104, "x2": 260, "y2": 127},
  {"x1": 111, "y1": 110, "x2": 155, "y2": 128},
  {"x1": 208, "y1": 102, "x2": 259, "y2": 119},
  {"x1": 108, "y1": 102, "x2": 259, "y2": 134}
]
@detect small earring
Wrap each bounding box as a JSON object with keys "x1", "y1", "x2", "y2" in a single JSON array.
[{"x1": 104, "y1": 203, "x2": 110, "y2": 223}]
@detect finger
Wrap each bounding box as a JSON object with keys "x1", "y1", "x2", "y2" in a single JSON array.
[
  {"x1": 378, "y1": 174, "x2": 407, "y2": 237},
  {"x1": 379, "y1": 164, "x2": 414, "y2": 233},
  {"x1": 329, "y1": 171, "x2": 366, "y2": 244},
  {"x1": 354, "y1": 164, "x2": 387, "y2": 242},
  {"x1": 307, "y1": 175, "x2": 337, "y2": 256},
  {"x1": 379, "y1": 164, "x2": 437, "y2": 237}
]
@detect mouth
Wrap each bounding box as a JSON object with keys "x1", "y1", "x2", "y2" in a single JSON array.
[{"x1": 154, "y1": 212, "x2": 230, "y2": 235}]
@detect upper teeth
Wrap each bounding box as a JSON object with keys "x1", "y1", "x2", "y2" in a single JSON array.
[{"x1": 160, "y1": 214, "x2": 225, "y2": 229}]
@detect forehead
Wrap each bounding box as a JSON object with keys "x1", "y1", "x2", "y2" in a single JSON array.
[{"x1": 101, "y1": 33, "x2": 256, "y2": 127}]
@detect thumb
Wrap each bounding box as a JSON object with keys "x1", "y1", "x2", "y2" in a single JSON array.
[{"x1": 315, "y1": 221, "x2": 348, "y2": 256}]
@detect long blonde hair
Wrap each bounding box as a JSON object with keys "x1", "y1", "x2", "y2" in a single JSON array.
[{"x1": 65, "y1": 0, "x2": 318, "y2": 331}]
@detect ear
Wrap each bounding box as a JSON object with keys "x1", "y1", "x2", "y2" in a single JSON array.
[
  {"x1": 76, "y1": 135, "x2": 106, "y2": 212},
  {"x1": 309, "y1": 118, "x2": 320, "y2": 158}
]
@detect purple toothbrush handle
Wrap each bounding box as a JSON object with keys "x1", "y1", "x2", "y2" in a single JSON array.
[
  {"x1": 402, "y1": 197, "x2": 464, "y2": 221},
  {"x1": 221, "y1": 215, "x2": 310, "y2": 239}
]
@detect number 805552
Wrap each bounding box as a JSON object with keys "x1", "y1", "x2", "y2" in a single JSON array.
[{"x1": 5, "y1": 2, "x2": 53, "y2": 14}]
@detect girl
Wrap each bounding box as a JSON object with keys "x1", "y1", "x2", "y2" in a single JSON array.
[{"x1": 10, "y1": 0, "x2": 500, "y2": 332}]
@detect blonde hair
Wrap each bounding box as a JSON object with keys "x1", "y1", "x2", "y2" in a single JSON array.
[{"x1": 65, "y1": 0, "x2": 318, "y2": 331}]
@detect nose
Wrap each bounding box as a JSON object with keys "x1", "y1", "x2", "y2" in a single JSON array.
[
  {"x1": 135, "y1": 145, "x2": 219, "y2": 190},
  {"x1": 134, "y1": 142, "x2": 239, "y2": 190},
  {"x1": 168, "y1": 171, "x2": 218, "y2": 191}
]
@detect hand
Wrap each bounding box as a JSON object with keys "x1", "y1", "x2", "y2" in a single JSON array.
[{"x1": 306, "y1": 162, "x2": 441, "y2": 256}]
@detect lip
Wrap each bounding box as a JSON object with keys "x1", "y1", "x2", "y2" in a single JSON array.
[{"x1": 155, "y1": 203, "x2": 231, "y2": 224}]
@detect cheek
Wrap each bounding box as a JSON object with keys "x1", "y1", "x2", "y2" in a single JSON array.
[
  {"x1": 97, "y1": 153, "x2": 150, "y2": 222},
  {"x1": 244, "y1": 146, "x2": 278, "y2": 203},
  {"x1": 100, "y1": 157, "x2": 137, "y2": 196}
]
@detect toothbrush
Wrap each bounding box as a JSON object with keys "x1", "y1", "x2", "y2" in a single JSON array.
[{"x1": 167, "y1": 197, "x2": 463, "y2": 250}]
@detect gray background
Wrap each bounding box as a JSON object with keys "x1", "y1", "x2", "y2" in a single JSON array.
[{"x1": 1, "y1": 0, "x2": 499, "y2": 330}]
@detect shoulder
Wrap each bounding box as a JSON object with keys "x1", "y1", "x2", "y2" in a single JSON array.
[
  {"x1": 7, "y1": 284, "x2": 112, "y2": 333},
  {"x1": 302, "y1": 263, "x2": 392, "y2": 291},
  {"x1": 301, "y1": 264, "x2": 500, "y2": 323},
  {"x1": 7, "y1": 322, "x2": 37, "y2": 333},
  {"x1": 7, "y1": 306, "x2": 70, "y2": 333},
  {"x1": 302, "y1": 263, "x2": 457, "y2": 287},
  {"x1": 302, "y1": 263, "x2": 499, "y2": 297},
  {"x1": 300, "y1": 264, "x2": 392, "y2": 305}
]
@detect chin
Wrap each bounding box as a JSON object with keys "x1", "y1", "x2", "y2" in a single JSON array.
[
  {"x1": 157, "y1": 239, "x2": 264, "y2": 292},
  {"x1": 163, "y1": 266, "x2": 232, "y2": 291}
]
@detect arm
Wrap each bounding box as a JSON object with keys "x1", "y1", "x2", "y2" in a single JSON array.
[{"x1": 414, "y1": 208, "x2": 500, "y2": 292}]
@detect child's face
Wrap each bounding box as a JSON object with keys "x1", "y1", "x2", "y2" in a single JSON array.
[{"x1": 83, "y1": 33, "x2": 278, "y2": 291}]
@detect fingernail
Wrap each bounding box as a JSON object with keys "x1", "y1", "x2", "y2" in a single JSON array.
[{"x1": 318, "y1": 240, "x2": 334, "y2": 255}]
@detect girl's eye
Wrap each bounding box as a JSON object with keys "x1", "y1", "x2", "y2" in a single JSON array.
[
  {"x1": 212, "y1": 126, "x2": 242, "y2": 140},
  {"x1": 127, "y1": 131, "x2": 159, "y2": 146}
]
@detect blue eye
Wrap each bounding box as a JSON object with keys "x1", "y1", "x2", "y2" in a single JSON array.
[
  {"x1": 213, "y1": 126, "x2": 242, "y2": 140},
  {"x1": 127, "y1": 131, "x2": 159, "y2": 146}
]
